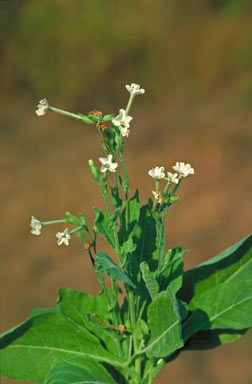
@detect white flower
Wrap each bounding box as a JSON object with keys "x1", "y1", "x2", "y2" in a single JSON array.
[
  {"x1": 99, "y1": 154, "x2": 118, "y2": 173},
  {"x1": 152, "y1": 191, "x2": 163, "y2": 204},
  {"x1": 30, "y1": 216, "x2": 42, "y2": 236},
  {"x1": 119, "y1": 126, "x2": 131, "y2": 137},
  {"x1": 36, "y1": 98, "x2": 49, "y2": 116},
  {"x1": 167, "y1": 172, "x2": 179, "y2": 184},
  {"x1": 56, "y1": 228, "x2": 71, "y2": 246},
  {"x1": 148, "y1": 166, "x2": 165, "y2": 180},
  {"x1": 125, "y1": 83, "x2": 145, "y2": 96},
  {"x1": 112, "y1": 109, "x2": 133, "y2": 137},
  {"x1": 172, "y1": 162, "x2": 195, "y2": 178}
]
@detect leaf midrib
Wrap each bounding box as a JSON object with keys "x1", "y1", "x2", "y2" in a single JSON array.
[
  {"x1": 141, "y1": 319, "x2": 180, "y2": 353},
  {"x1": 5, "y1": 344, "x2": 126, "y2": 368}
]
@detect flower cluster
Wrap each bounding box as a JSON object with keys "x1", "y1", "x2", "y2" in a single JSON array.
[
  {"x1": 148, "y1": 163, "x2": 194, "y2": 205},
  {"x1": 32, "y1": 84, "x2": 194, "y2": 248},
  {"x1": 112, "y1": 109, "x2": 132, "y2": 137},
  {"x1": 148, "y1": 163, "x2": 194, "y2": 181}
]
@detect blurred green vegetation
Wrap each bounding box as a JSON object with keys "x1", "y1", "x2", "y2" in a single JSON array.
[{"x1": 0, "y1": 0, "x2": 252, "y2": 106}]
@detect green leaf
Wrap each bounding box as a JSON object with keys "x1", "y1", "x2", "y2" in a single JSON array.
[
  {"x1": 183, "y1": 281, "x2": 252, "y2": 341},
  {"x1": 179, "y1": 234, "x2": 252, "y2": 303},
  {"x1": 87, "y1": 113, "x2": 99, "y2": 123},
  {"x1": 77, "y1": 113, "x2": 95, "y2": 124},
  {"x1": 103, "y1": 114, "x2": 115, "y2": 122},
  {"x1": 184, "y1": 328, "x2": 249, "y2": 351},
  {"x1": 132, "y1": 200, "x2": 158, "y2": 271},
  {"x1": 140, "y1": 261, "x2": 159, "y2": 300},
  {"x1": 93, "y1": 208, "x2": 116, "y2": 249},
  {"x1": 121, "y1": 237, "x2": 137, "y2": 256},
  {"x1": 154, "y1": 213, "x2": 166, "y2": 268},
  {"x1": 57, "y1": 288, "x2": 120, "y2": 355},
  {"x1": 65, "y1": 211, "x2": 80, "y2": 225},
  {"x1": 110, "y1": 186, "x2": 123, "y2": 208},
  {"x1": 142, "y1": 287, "x2": 184, "y2": 358},
  {"x1": 0, "y1": 310, "x2": 126, "y2": 383},
  {"x1": 96, "y1": 252, "x2": 136, "y2": 288},
  {"x1": 118, "y1": 190, "x2": 140, "y2": 241},
  {"x1": 44, "y1": 357, "x2": 116, "y2": 384},
  {"x1": 159, "y1": 246, "x2": 189, "y2": 293}
]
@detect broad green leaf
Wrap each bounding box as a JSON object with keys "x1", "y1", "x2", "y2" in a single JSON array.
[
  {"x1": 96, "y1": 252, "x2": 136, "y2": 288},
  {"x1": 184, "y1": 328, "x2": 249, "y2": 351},
  {"x1": 179, "y1": 234, "x2": 252, "y2": 303},
  {"x1": 121, "y1": 237, "x2": 137, "y2": 256},
  {"x1": 57, "y1": 288, "x2": 118, "y2": 354},
  {"x1": 93, "y1": 208, "x2": 117, "y2": 249},
  {"x1": 44, "y1": 357, "x2": 116, "y2": 384},
  {"x1": 142, "y1": 287, "x2": 184, "y2": 358},
  {"x1": 140, "y1": 261, "x2": 159, "y2": 300},
  {"x1": 110, "y1": 186, "x2": 123, "y2": 208},
  {"x1": 158, "y1": 246, "x2": 189, "y2": 293},
  {"x1": 0, "y1": 310, "x2": 126, "y2": 382},
  {"x1": 132, "y1": 200, "x2": 158, "y2": 271},
  {"x1": 118, "y1": 190, "x2": 140, "y2": 242},
  {"x1": 135, "y1": 318, "x2": 149, "y2": 342},
  {"x1": 57, "y1": 288, "x2": 110, "y2": 321},
  {"x1": 183, "y1": 281, "x2": 252, "y2": 341}
]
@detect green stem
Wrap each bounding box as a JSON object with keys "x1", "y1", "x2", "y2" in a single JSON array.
[
  {"x1": 128, "y1": 289, "x2": 141, "y2": 379},
  {"x1": 49, "y1": 106, "x2": 81, "y2": 120},
  {"x1": 171, "y1": 177, "x2": 182, "y2": 195},
  {"x1": 99, "y1": 273, "x2": 123, "y2": 357},
  {"x1": 118, "y1": 152, "x2": 130, "y2": 237},
  {"x1": 125, "y1": 94, "x2": 135, "y2": 116},
  {"x1": 163, "y1": 181, "x2": 171, "y2": 194},
  {"x1": 69, "y1": 225, "x2": 84, "y2": 235},
  {"x1": 42, "y1": 219, "x2": 66, "y2": 226}
]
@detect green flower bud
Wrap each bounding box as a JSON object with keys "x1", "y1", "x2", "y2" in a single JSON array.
[{"x1": 88, "y1": 159, "x2": 100, "y2": 181}]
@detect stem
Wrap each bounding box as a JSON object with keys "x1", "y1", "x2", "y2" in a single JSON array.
[
  {"x1": 49, "y1": 106, "x2": 81, "y2": 120},
  {"x1": 99, "y1": 273, "x2": 123, "y2": 357},
  {"x1": 128, "y1": 289, "x2": 141, "y2": 378},
  {"x1": 118, "y1": 151, "x2": 130, "y2": 237},
  {"x1": 42, "y1": 219, "x2": 66, "y2": 226},
  {"x1": 163, "y1": 181, "x2": 171, "y2": 194},
  {"x1": 69, "y1": 225, "x2": 84, "y2": 235},
  {"x1": 125, "y1": 94, "x2": 135, "y2": 116},
  {"x1": 171, "y1": 177, "x2": 182, "y2": 195},
  {"x1": 100, "y1": 180, "x2": 123, "y2": 263}
]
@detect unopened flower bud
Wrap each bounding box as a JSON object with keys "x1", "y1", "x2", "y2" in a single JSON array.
[{"x1": 88, "y1": 159, "x2": 100, "y2": 181}]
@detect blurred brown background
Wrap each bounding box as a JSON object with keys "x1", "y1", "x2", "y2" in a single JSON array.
[{"x1": 1, "y1": 1, "x2": 252, "y2": 383}]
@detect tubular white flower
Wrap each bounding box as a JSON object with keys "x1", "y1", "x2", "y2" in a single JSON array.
[
  {"x1": 148, "y1": 166, "x2": 165, "y2": 180},
  {"x1": 36, "y1": 98, "x2": 49, "y2": 116},
  {"x1": 56, "y1": 228, "x2": 71, "y2": 246},
  {"x1": 119, "y1": 126, "x2": 131, "y2": 137},
  {"x1": 172, "y1": 162, "x2": 195, "y2": 178},
  {"x1": 112, "y1": 109, "x2": 133, "y2": 137},
  {"x1": 167, "y1": 172, "x2": 179, "y2": 184},
  {"x1": 99, "y1": 154, "x2": 118, "y2": 173},
  {"x1": 125, "y1": 83, "x2": 145, "y2": 96},
  {"x1": 30, "y1": 216, "x2": 42, "y2": 236}
]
